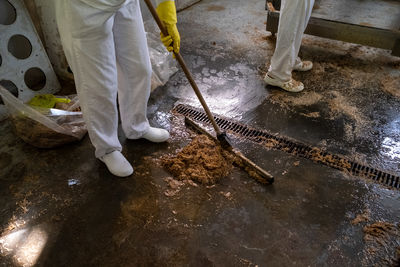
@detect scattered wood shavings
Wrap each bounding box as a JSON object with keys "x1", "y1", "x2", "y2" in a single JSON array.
[
  {"x1": 351, "y1": 210, "x2": 370, "y2": 225},
  {"x1": 381, "y1": 74, "x2": 400, "y2": 98},
  {"x1": 361, "y1": 221, "x2": 400, "y2": 266},
  {"x1": 164, "y1": 189, "x2": 178, "y2": 197},
  {"x1": 300, "y1": 111, "x2": 320, "y2": 118},
  {"x1": 164, "y1": 177, "x2": 184, "y2": 190},
  {"x1": 186, "y1": 179, "x2": 199, "y2": 187},
  {"x1": 363, "y1": 222, "x2": 397, "y2": 242},
  {"x1": 220, "y1": 191, "x2": 232, "y2": 200},
  {"x1": 163, "y1": 177, "x2": 184, "y2": 197}
]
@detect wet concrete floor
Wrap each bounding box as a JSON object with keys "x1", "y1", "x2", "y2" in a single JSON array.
[{"x1": 1, "y1": 0, "x2": 400, "y2": 266}]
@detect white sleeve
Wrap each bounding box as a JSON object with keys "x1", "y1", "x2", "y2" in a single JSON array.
[{"x1": 155, "y1": 0, "x2": 175, "y2": 6}]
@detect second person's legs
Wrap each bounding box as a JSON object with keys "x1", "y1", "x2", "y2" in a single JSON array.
[{"x1": 265, "y1": 0, "x2": 314, "y2": 92}]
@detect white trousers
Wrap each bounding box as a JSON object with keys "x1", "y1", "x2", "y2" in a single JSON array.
[
  {"x1": 56, "y1": 0, "x2": 151, "y2": 158},
  {"x1": 268, "y1": 0, "x2": 314, "y2": 81}
]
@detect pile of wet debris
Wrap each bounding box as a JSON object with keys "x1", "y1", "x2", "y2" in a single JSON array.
[{"x1": 162, "y1": 135, "x2": 234, "y2": 185}]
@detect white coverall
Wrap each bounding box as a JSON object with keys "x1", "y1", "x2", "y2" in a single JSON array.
[
  {"x1": 268, "y1": 0, "x2": 315, "y2": 81},
  {"x1": 55, "y1": 0, "x2": 170, "y2": 158}
]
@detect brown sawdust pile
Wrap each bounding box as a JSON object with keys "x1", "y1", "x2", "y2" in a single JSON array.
[
  {"x1": 363, "y1": 222, "x2": 398, "y2": 242},
  {"x1": 362, "y1": 221, "x2": 400, "y2": 265},
  {"x1": 162, "y1": 135, "x2": 234, "y2": 185}
]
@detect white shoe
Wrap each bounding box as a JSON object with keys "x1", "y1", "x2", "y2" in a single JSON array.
[
  {"x1": 264, "y1": 74, "x2": 304, "y2": 93},
  {"x1": 142, "y1": 127, "x2": 170, "y2": 143},
  {"x1": 100, "y1": 151, "x2": 133, "y2": 177},
  {"x1": 293, "y1": 60, "x2": 313, "y2": 72}
]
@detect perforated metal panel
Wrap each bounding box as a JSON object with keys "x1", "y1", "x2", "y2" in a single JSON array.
[{"x1": 0, "y1": 0, "x2": 60, "y2": 120}]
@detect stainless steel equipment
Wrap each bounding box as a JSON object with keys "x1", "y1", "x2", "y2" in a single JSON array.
[{"x1": 265, "y1": 0, "x2": 400, "y2": 56}]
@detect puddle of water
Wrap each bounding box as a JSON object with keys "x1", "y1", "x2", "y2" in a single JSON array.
[
  {"x1": 171, "y1": 61, "x2": 267, "y2": 120},
  {"x1": 374, "y1": 117, "x2": 400, "y2": 173},
  {"x1": 381, "y1": 137, "x2": 400, "y2": 160}
]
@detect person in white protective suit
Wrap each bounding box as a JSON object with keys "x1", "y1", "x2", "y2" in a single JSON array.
[
  {"x1": 264, "y1": 0, "x2": 315, "y2": 92},
  {"x1": 55, "y1": 0, "x2": 180, "y2": 177}
]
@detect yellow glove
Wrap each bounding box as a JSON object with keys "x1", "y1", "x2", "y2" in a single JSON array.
[
  {"x1": 156, "y1": 1, "x2": 180, "y2": 55},
  {"x1": 28, "y1": 94, "x2": 70, "y2": 109}
]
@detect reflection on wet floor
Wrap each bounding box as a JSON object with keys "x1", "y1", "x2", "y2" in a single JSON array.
[
  {"x1": 171, "y1": 60, "x2": 268, "y2": 120},
  {"x1": 67, "y1": 179, "x2": 80, "y2": 187},
  {"x1": 0, "y1": 223, "x2": 48, "y2": 267},
  {"x1": 1, "y1": 0, "x2": 400, "y2": 265},
  {"x1": 381, "y1": 137, "x2": 400, "y2": 160},
  {"x1": 380, "y1": 117, "x2": 400, "y2": 163}
]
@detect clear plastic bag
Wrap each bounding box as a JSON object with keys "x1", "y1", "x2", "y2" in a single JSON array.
[
  {"x1": 145, "y1": 20, "x2": 179, "y2": 91},
  {"x1": 0, "y1": 86, "x2": 87, "y2": 148}
]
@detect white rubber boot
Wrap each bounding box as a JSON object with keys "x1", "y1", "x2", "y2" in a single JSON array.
[
  {"x1": 293, "y1": 60, "x2": 313, "y2": 72},
  {"x1": 142, "y1": 127, "x2": 170, "y2": 143},
  {"x1": 100, "y1": 151, "x2": 133, "y2": 177},
  {"x1": 264, "y1": 74, "x2": 304, "y2": 93}
]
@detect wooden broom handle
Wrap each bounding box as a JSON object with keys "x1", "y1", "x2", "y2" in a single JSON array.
[{"x1": 143, "y1": 0, "x2": 222, "y2": 136}]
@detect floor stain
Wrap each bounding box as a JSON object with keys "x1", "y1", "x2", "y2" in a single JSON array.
[{"x1": 207, "y1": 5, "x2": 225, "y2": 12}]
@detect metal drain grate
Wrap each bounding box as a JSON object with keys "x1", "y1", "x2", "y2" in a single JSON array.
[{"x1": 172, "y1": 104, "x2": 400, "y2": 189}]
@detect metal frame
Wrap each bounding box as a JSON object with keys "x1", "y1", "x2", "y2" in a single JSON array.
[
  {"x1": 265, "y1": 0, "x2": 400, "y2": 57},
  {"x1": 0, "y1": 0, "x2": 60, "y2": 121}
]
